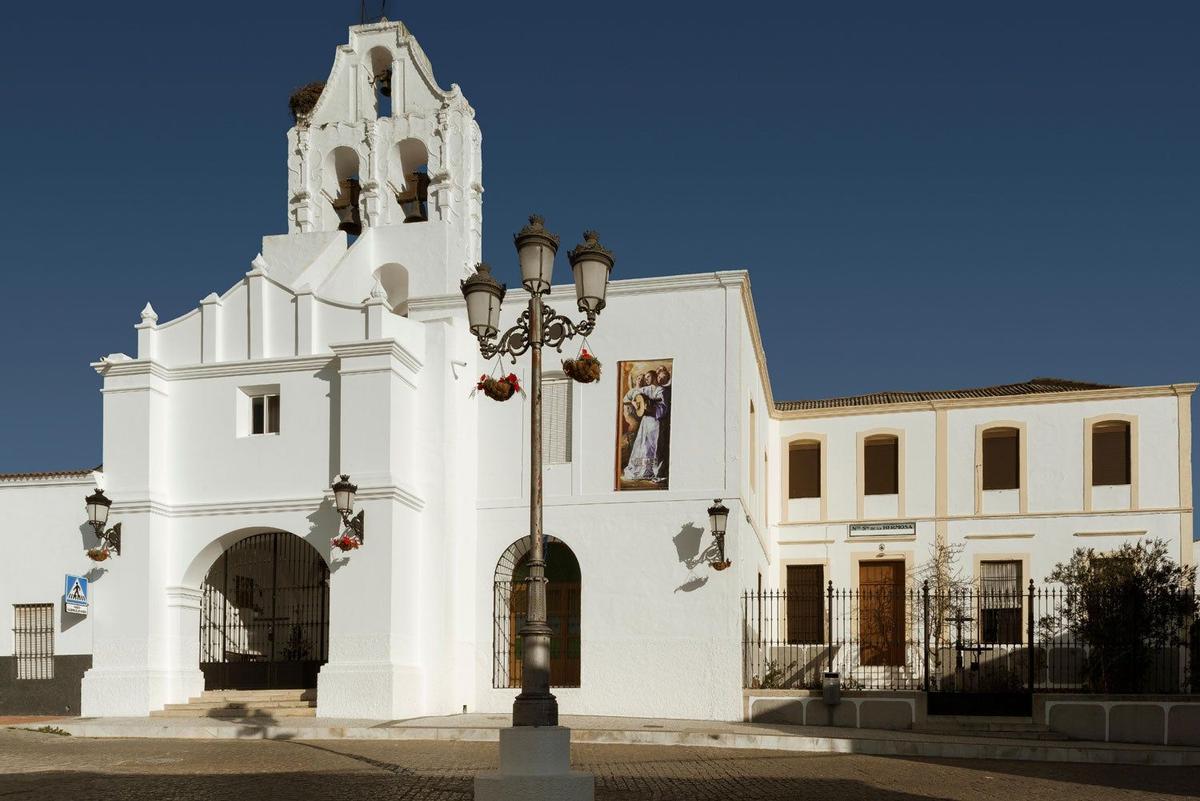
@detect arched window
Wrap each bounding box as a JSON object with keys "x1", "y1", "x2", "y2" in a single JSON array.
[
  {"x1": 368, "y1": 46, "x2": 394, "y2": 118},
  {"x1": 981, "y1": 426, "x2": 1020, "y2": 490},
  {"x1": 391, "y1": 138, "x2": 429, "y2": 223},
  {"x1": 493, "y1": 536, "x2": 581, "y2": 689},
  {"x1": 863, "y1": 434, "x2": 899, "y2": 495},
  {"x1": 326, "y1": 147, "x2": 362, "y2": 236},
  {"x1": 374, "y1": 262, "x2": 409, "y2": 316},
  {"x1": 1092, "y1": 420, "x2": 1131, "y2": 486}
]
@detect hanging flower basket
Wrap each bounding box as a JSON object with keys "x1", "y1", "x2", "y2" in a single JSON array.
[
  {"x1": 330, "y1": 534, "x2": 361, "y2": 552},
  {"x1": 562, "y1": 350, "x2": 602, "y2": 384},
  {"x1": 478, "y1": 373, "x2": 521, "y2": 401},
  {"x1": 86, "y1": 547, "x2": 110, "y2": 562}
]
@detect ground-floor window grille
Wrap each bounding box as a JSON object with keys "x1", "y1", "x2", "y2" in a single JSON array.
[
  {"x1": 979, "y1": 561, "x2": 1023, "y2": 645},
  {"x1": 785, "y1": 564, "x2": 824, "y2": 644},
  {"x1": 13, "y1": 604, "x2": 54, "y2": 680}
]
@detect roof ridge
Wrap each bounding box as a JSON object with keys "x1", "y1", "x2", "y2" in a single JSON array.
[{"x1": 775, "y1": 378, "x2": 1124, "y2": 411}]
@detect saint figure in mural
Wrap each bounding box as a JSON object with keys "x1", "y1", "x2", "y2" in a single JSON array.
[{"x1": 615, "y1": 359, "x2": 672, "y2": 490}]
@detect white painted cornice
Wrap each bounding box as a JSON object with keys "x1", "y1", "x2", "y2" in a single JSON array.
[
  {"x1": 330, "y1": 338, "x2": 423, "y2": 373},
  {"x1": 111, "y1": 483, "x2": 425, "y2": 516},
  {"x1": 94, "y1": 354, "x2": 333, "y2": 382},
  {"x1": 92, "y1": 358, "x2": 171, "y2": 381}
]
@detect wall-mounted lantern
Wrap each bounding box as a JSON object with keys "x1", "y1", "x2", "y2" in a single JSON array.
[
  {"x1": 330, "y1": 474, "x2": 365, "y2": 551},
  {"x1": 708, "y1": 498, "x2": 731, "y2": 570},
  {"x1": 84, "y1": 489, "x2": 121, "y2": 560}
]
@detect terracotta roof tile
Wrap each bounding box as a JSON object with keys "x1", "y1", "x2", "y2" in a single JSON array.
[
  {"x1": 0, "y1": 466, "x2": 100, "y2": 482},
  {"x1": 775, "y1": 378, "x2": 1120, "y2": 412}
]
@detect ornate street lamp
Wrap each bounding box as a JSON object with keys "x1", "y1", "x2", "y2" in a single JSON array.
[
  {"x1": 84, "y1": 489, "x2": 121, "y2": 556},
  {"x1": 461, "y1": 215, "x2": 613, "y2": 728},
  {"x1": 708, "y1": 499, "x2": 731, "y2": 570},
  {"x1": 331, "y1": 474, "x2": 365, "y2": 542}
]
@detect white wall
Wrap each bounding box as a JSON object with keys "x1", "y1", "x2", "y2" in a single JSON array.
[{"x1": 0, "y1": 475, "x2": 98, "y2": 658}]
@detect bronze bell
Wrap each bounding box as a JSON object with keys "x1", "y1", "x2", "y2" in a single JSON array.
[
  {"x1": 333, "y1": 177, "x2": 362, "y2": 236},
  {"x1": 396, "y1": 171, "x2": 430, "y2": 223},
  {"x1": 376, "y1": 68, "x2": 392, "y2": 98}
]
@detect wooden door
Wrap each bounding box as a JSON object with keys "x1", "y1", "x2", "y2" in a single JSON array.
[
  {"x1": 507, "y1": 581, "x2": 581, "y2": 687},
  {"x1": 859, "y1": 561, "x2": 905, "y2": 666}
]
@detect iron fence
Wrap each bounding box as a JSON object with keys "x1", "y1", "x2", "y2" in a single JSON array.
[{"x1": 743, "y1": 582, "x2": 1198, "y2": 694}]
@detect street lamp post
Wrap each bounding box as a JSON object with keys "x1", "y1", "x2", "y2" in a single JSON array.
[{"x1": 461, "y1": 215, "x2": 613, "y2": 728}]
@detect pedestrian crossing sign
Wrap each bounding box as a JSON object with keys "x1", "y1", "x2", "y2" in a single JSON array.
[{"x1": 65, "y1": 574, "x2": 88, "y2": 615}]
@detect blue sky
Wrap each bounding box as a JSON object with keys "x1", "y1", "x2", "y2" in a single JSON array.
[{"x1": 0, "y1": 2, "x2": 1196, "y2": 521}]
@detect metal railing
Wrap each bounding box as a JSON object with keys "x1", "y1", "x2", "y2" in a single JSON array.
[{"x1": 743, "y1": 583, "x2": 1198, "y2": 694}]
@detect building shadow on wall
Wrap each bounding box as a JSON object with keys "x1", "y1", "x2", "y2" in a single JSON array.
[
  {"x1": 673, "y1": 522, "x2": 717, "y2": 593},
  {"x1": 306, "y1": 500, "x2": 347, "y2": 572},
  {"x1": 60, "y1": 527, "x2": 109, "y2": 632},
  {"x1": 314, "y1": 364, "x2": 341, "y2": 484},
  {"x1": 76, "y1": 521, "x2": 98, "y2": 554}
]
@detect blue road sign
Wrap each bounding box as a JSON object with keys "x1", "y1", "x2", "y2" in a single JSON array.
[{"x1": 65, "y1": 574, "x2": 89, "y2": 615}]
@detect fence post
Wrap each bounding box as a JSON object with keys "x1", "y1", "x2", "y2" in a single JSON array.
[
  {"x1": 922, "y1": 579, "x2": 930, "y2": 693},
  {"x1": 1027, "y1": 578, "x2": 1036, "y2": 693},
  {"x1": 827, "y1": 580, "x2": 834, "y2": 677},
  {"x1": 742, "y1": 591, "x2": 748, "y2": 689}
]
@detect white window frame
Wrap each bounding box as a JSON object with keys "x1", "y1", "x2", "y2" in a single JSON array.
[{"x1": 238, "y1": 384, "x2": 282, "y2": 438}]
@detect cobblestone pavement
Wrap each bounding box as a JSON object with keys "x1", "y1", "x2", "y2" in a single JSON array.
[{"x1": 1, "y1": 728, "x2": 1196, "y2": 800}]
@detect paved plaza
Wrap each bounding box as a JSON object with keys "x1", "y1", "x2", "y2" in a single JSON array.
[{"x1": 1, "y1": 727, "x2": 1196, "y2": 800}]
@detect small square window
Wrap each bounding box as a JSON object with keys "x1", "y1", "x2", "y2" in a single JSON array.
[{"x1": 250, "y1": 393, "x2": 280, "y2": 435}]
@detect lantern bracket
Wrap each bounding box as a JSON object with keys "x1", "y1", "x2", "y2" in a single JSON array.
[
  {"x1": 91, "y1": 521, "x2": 122, "y2": 556},
  {"x1": 339, "y1": 509, "x2": 365, "y2": 543},
  {"x1": 475, "y1": 301, "x2": 597, "y2": 363}
]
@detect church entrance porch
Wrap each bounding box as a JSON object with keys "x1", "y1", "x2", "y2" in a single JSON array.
[{"x1": 199, "y1": 531, "x2": 329, "y2": 691}]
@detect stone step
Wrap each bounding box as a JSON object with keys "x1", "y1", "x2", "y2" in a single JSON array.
[
  {"x1": 928, "y1": 715, "x2": 1035, "y2": 725},
  {"x1": 913, "y1": 726, "x2": 1070, "y2": 741},
  {"x1": 198, "y1": 689, "x2": 316, "y2": 702},
  {"x1": 917, "y1": 715, "x2": 1069, "y2": 741},
  {"x1": 151, "y1": 706, "x2": 318, "y2": 719},
  {"x1": 163, "y1": 699, "x2": 316, "y2": 712}
]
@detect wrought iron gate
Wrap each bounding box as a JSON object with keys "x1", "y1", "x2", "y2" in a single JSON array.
[{"x1": 199, "y1": 531, "x2": 329, "y2": 690}]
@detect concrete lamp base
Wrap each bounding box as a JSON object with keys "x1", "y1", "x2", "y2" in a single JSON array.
[{"x1": 474, "y1": 726, "x2": 593, "y2": 801}]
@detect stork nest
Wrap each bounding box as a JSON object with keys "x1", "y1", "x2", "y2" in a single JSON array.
[{"x1": 289, "y1": 81, "x2": 326, "y2": 123}]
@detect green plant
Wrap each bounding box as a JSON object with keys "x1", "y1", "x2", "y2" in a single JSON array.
[
  {"x1": 757, "y1": 659, "x2": 798, "y2": 689},
  {"x1": 32, "y1": 725, "x2": 70, "y2": 736},
  {"x1": 1043, "y1": 539, "x2": 1197, "y2": 693}
]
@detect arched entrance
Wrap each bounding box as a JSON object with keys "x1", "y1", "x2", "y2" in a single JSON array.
[
  {"x1": 493, "y1": 536, "x2": 581, "y2": 689},
  {"x1": 199, "y1": 531, "x2": 329, "y2": 690}
]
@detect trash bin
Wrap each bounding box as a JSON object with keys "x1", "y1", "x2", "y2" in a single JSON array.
[{"x1": 822, "y1": 671, "x2": 841, "y2": 705}]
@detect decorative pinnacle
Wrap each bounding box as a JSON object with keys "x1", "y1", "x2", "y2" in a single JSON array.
[
  {"x1": 567, "y1": 229, "x2": 615, "y2": 267},
  {"x1": 514, "y1": 214, "x2": 560, "y2": 250},
  {"x1": 460, "y1": 261, "x2": 507, "y2": 301},
  {"x1": 139, "y1": 303, "x2": 158, "y2": 324}
]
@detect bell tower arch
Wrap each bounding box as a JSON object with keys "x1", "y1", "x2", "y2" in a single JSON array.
[{"x1": 285, "y1": 20, "x2": 482, "y2": 283}]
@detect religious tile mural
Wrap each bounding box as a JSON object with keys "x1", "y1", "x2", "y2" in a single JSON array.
[{"x1": 615, "y1": 358, "x2": 672, "y2": 491}]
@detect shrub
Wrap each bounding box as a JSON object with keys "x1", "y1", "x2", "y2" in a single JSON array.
[{"x1": 1043, "y1": 539, "x2": 1197, "y2": 693}]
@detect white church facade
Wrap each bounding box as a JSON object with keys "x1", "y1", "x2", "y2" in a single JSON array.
[{"x1": 0, "y1": 21, "x2": 1193, "y2": 721}]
